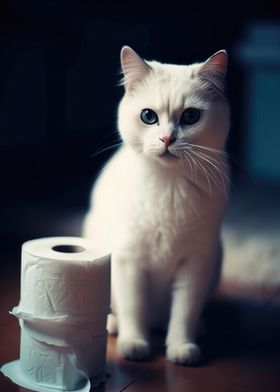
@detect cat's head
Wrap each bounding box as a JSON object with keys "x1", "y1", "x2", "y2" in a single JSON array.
[{"x1": 118, "y1": 46, "x2": 229, "y2": 169}]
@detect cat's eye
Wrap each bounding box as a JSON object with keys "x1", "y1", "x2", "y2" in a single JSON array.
[
  {"x1": 180, "y1": 108, "x2": 201, "y2": 125},
  {"x1": 140, "y1": 109, "x2": 158, "y2": 125}
]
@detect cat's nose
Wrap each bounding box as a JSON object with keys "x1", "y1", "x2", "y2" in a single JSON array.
[{"x1": 159, "y1": 135, "x2": 176, "y2": 146}]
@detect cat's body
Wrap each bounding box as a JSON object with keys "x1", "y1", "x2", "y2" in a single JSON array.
[{"x1": 83, "y1": 47, "x2": 230, "y2": 364}]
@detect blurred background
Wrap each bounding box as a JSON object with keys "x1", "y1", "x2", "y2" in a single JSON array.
[{"x1": 0, "y1": 0, "x2": 280, "y2": 291}]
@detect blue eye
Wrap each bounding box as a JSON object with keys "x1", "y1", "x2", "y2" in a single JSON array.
[
  {"x1": 140, "y1": 109, "x2": 158, "y2": 125},
  {"x1": 180, "y1": 108, "x2": 200, "y2": 125}
]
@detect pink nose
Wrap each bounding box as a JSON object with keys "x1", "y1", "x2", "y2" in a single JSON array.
[{"x1": 159, "y1": 135, "x2": 176, "y2": 146}]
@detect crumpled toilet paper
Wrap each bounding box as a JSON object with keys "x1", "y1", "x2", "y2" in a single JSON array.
[{"x1": 1, "y1": 237, "x2": 111, "y2": 392}]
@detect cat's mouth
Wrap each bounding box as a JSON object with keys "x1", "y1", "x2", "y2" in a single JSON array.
[{"x1": 160, "y1": 150, "x2": 178, "y2": 160}]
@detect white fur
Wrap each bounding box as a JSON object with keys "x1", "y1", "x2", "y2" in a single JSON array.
[{"x1": 83, "y1": 47, "x2": 230, "y2": 364}]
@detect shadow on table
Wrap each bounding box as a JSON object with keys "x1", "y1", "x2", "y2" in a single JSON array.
[
  {"x1": 147, "y1": 294, "x2": 280, "y2": 364},
  {"x1": 202, "y1": 295, "x2": 280, "y2": 361}
]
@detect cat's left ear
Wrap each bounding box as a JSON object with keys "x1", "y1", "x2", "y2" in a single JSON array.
[
  {"x1": 200, "y1": 50, "x2": 228, "y2": 78},
  {"x1": 198, "y1": 50, "x2": 227, "y2": 96},
  {"x1": 120, "y1": 46, "x2": 151, "y2": 92}
]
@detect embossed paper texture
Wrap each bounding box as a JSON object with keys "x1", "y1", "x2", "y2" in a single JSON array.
[{"x1": 1, "y1": 237, "x2": 111, "y2": 392}]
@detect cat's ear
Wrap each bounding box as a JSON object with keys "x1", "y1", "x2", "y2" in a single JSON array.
[
  {"x1": 205, "y1": 50, "x2": 227, "y2": 75},
  {"x1": 120, "y1": 46, "x2": 151, "y2": 92},
  {"x1": 198, "y1": 50, "x2": 227, "y2": 96},
  {"x1": 199, "y1": 50, "x2": 227, "y2": 78}
]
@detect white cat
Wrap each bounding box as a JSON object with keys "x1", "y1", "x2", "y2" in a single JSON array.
[{"x1": 83, "y1": 46, "x2": 230, "y2": 365}]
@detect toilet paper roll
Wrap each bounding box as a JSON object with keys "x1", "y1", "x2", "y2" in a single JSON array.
[
  {"x1": 19, "y1": 321, "x2": 107, "y2": 390},
  {"x1": 16, "y1": 237, "x2": 111, "y2": 320},
  {"x1": 1, "y1": 322, "x2": 108, "y2": 392},
  {"x1": 1, "y1": 237, "x2": 111, "y2": 392}
]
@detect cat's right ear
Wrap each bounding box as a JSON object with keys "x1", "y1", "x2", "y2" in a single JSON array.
[{"x1": 120, "y1": 46, "x2": 151, "y2": 92}]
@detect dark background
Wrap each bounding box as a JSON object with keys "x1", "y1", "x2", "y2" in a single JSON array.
[{"x1": 1, "y1": 0, "x2": 280, "y2": 258}]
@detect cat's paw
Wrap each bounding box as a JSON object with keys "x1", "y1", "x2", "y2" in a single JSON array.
[
  {"x1": 107, "y1": 313, "x2": 118, "y2": 335},
  {"x1": 166, "y1": 343, "x2": 201, "y2": 365},
  {"x1": 118, "y1": 338, "x2": 151, "y2": 361}
]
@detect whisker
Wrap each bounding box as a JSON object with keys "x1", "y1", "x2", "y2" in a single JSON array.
[
  {"x1": 180, "y1": 149, "x2": 195, "y2": 179},
  {"x1": 191, "y1": 150, "x2": 229, "y2": 195},
  {"x1": 90, "y1": 141, "x2": 123, "y2": 158},
  {"x1": 184, "y1": 142, "x2": 231, "y2": 158},
  {"x1": 188, "y1": 151, "x2": 200, "y2": 183},
  {"x1": 192, "y1": 149, "x2": 230, "y2": 182},
  {"x1": 194, "y1": 150, "x2": 231, "y2": 187},
  {"x1": 189, "y1": 152, "x2": 213, "y2": 197},
  {"x1": 189, "y1": 146, "x2": 234, "y2": 193},
  {"x1": 179, "y1": 149, "x2": 213, "y2": 196},
  {"x1": 182, "y1": 142, "x2": 245, "y2": 174}
]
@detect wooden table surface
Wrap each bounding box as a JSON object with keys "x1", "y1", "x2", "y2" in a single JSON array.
[{"x1": 1, "y1": 259, "x2": 280, "y2": 392}]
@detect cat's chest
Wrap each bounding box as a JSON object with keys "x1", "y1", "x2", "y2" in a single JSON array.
[
  {"x1": 132, "y1": 177, "x2": 204, "y2": 230},
  {"x1": 123, "y1": 178, "x2": 206, "y2": 262}
]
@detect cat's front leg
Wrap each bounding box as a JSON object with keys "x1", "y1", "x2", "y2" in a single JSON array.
[
  {"x1": 112, "y1": 253, "x2": 150, "y2": 361},
  {"x1": 166, "y1": 250, "x2": 220, "y2": 365}
]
